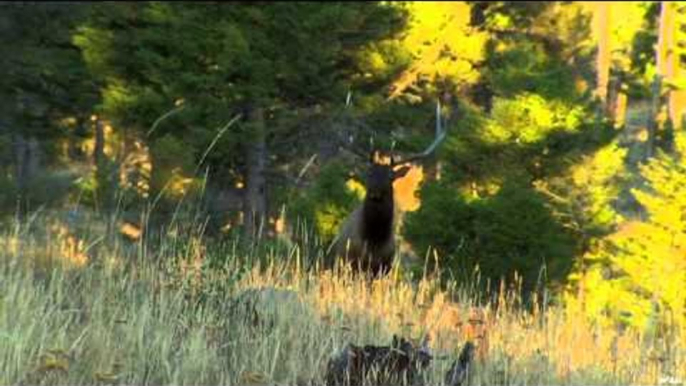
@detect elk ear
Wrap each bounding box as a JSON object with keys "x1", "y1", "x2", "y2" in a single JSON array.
[
  {"x1": 369, "y1": 150, "x2": 377, "y2": 164},
  {"x1": 393, "y1": 165, "x2": 411, "y2": 180}
]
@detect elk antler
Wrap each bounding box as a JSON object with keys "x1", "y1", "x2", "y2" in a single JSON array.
[
  {"x1": 392, "y1": 100, "x2": 447, "y2": 167},
  {"x1": 336, "y1": 91, "x2": 379, "y2": 161}
]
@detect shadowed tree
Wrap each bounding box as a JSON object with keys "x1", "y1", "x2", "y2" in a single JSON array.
[
  {"x1": 74, "y1": 2, "x2": 410, "y2": 239},
  {"x1": 0, "y1": 3, "x2": 97, "y2": 214}
]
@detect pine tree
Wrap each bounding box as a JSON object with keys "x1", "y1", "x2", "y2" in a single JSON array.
[{"x1": 74, "y1": 2, "x2": 410, "y2": 235}]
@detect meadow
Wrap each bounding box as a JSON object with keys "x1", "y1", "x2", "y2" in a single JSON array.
[{"x1": 1, "y1": 209, "x2": 683, "y2": 386}]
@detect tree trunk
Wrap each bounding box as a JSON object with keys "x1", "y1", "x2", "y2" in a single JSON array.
[
  {"x1": 92, "y1": 117, "x2": 117, "y2": 214},
  {"x1": 646, "y1": 75, "x2": 662, "y2": 161},
  {"x1": 14, "y1": 134, "x2": 29, "y2": 193},
  {"x1": 27, "y1": 137, "x2": 40, "y2": 180},
  {"x1": 243, "y1": 106, "x2": 269, "y2": 241},
  {"x1": 13, "y1": 134, "x2": 41, "y2": 189},
  {"x1": 670, "y1": 82, "x2": 686, "y2": 131},
  {"x1": 606, "y1": 74, "x2": 628, "y2": 127},
  {"x1": 647, "y1": 2, "x2": 670, "y2": 160},
  {"x1": 67, "y1": 119, "x2": 80, "y2": 161},
  {"x1": 665, "y1": 3, "x2": 686, "y2": 129},
  {"x1": 93, "y1": 117, "x2": 104, "y2": 166},
  {"x1": 662, "y1": 1, "x2": 676, "y2": 124},
  {"x1": 12, "y1": 133, "x2": 43, "y2": 216},
  {"x1": 67, "y1": 116, "x2": 88, "y2": 162},
  {"x1": 612, "y1": 85, "x2": 628, "y2": 128},
  {"x1": 595, "y1": 2, "x2": 611, "y2": 109}
]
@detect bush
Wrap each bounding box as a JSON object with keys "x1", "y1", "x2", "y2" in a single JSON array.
[
  {"x1": 149, "y1": 134, "x2": 197, "y2": 198},
  {"x1": 484, "y1": 93, "x2": 585, "y2": 146},
  {"x1": 403, "y1": 178, "x2": 576, "y2": 296},
  {"x1": 0, "y1": 174, "x2": 19, "y2": 215},
  {"x1": 486, "y1": 40, "x2": 579, "y2": 101},
  {"x1": 567, "y1": 131, "x2": 686, "y2": 331},
  {"x1": 288, "y1": 161, "x2": 362, "y2": 246},
  {"x1": 0, "y1": 170, "x2": 77, "y2": 216}
]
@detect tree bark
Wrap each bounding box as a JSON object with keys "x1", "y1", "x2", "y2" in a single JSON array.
[
  {"x1": 606, "y1": 74, "x2": 628, "y2": 127},
  {"x1": 665, "y1": 3, "x2": 686, "y2": 129},
  {"x1": 13, "y1": 134, "x2": 41, "y2": 190},
  {"x1": 646, "y1": 75, "x2": 662, "y2": 161},
  {"x1": 13, "y1": 134, "x2": 28, "y2": 192},
  {"x1": 27, "y1": 137, "x2": 40, "y2": 180},
  {"x1": 595, "y1": 2, "x2": 611, "y2": 109},
  {"x1": 646, "y1": 2, "x2": 670, "y2": 160},
  {"x1": 662, "y1": 1, "x2": 675, "y2": 123},
  {"x1": 243, "y1": 106, "x2": 269, "y2": 241},
  {"x1": 68, "y1": 117, "x2": 87, "y2": 162},
  {"x1": 93, "y1": 117, "x2": 104, "y2": 166}
]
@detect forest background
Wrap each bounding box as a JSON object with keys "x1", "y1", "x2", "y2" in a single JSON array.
[{"x1": 1, "y1": 2, "x2": 686, "y2": 385}]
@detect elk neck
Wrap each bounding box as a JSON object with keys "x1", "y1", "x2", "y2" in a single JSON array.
[{"x1": 361, "y1": 192, "x2": 394, "y2": 246}]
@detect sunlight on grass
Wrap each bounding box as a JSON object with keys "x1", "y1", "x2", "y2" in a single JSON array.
[{"x1": 0, "y1": 212, "x2": 684, "y2": 385}]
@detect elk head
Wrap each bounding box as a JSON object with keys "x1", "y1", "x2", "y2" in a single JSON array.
[{"x1": 325, "y1": 101, "x2": 448, "y2": 276}]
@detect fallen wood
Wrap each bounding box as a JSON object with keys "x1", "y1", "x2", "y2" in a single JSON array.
[
  {"x1": 324, "y1": 336, "x2": 474, "y2": 386},
  {"x1": 445, "y1": 341, "x2": 475, "y2": 386}
]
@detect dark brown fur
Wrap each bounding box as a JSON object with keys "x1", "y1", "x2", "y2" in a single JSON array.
[
  {"x1": 325, "y1": 100, "x2": 447, "y2": 276},
  {"x1": 326, "y1": 157, "x2": 410, "y2": 276}
]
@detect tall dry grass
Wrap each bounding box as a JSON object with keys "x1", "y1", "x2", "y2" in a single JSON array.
[{"x1": 0, "y1": 210, "x2": 684, "y2": 385}]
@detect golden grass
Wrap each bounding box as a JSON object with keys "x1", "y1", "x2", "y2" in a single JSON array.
[{"x1": 0, "y1": 212, "x2": 684, "y2": 385}]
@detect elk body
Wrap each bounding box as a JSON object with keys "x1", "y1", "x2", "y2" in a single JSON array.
[
  {"x1": 325, "y1": 101, "x2": 447, "y2": 276},
  {"x1": 325, "y1": 155, "x2": 411, "y2": 276}
]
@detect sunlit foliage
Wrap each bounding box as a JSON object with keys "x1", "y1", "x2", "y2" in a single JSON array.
[
  {"x1": 390, "y1": 2, "x2": 488, "y2": 99},
  {"x1": 484, "y1": 93, "x2": 585, "y2": 145},
  {"x1": 568, "y1": 130, "x2": 686, "y2": 333}
]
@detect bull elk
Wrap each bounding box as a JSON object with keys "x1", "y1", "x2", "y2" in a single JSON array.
[{"x1": 324, "y1": 101, "x2": 447, "y2": 276}]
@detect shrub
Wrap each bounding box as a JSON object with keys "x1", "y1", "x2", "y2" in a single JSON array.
[
  {"x1": 403, "y1": 178, "x2": 576, "y2": 296},
  {"x1": 288, "y1": 161, "x2": 362, "y2": 246}
]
